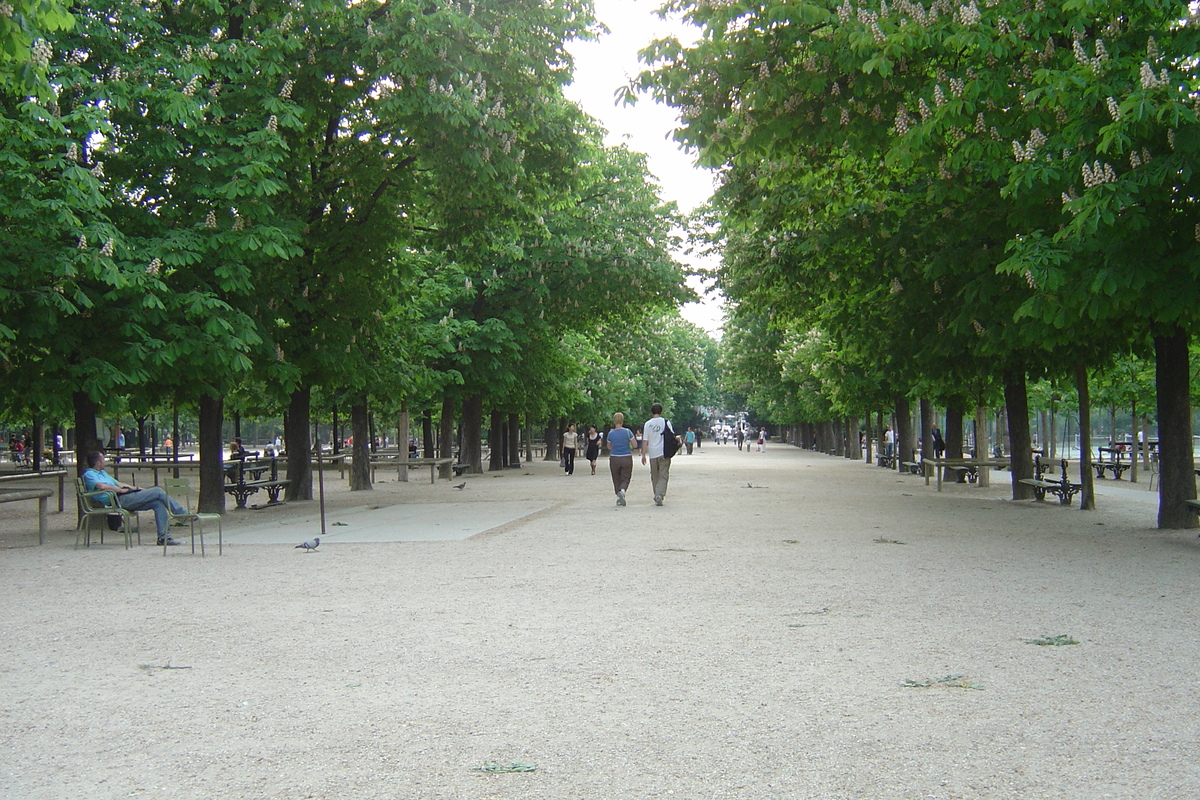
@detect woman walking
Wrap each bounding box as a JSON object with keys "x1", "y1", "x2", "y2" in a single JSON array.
[
  {"x1": 561, "y1": 423, "x2": 578, "y2": 475},
  {"x1": 584, "y1": 425, "x2": 602, "y2": 475},
  {"x1": 606, "y1": 413, "x2": 636, "y2": 506}
]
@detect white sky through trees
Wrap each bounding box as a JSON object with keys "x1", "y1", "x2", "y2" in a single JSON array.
[{"x1": 564, "y1": 0, "x2": 724, "y2": 335}]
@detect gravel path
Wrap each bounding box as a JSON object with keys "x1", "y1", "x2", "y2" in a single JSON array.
[{"x1": 1, "y1": 444, "x2": 1197, "y2": 798}]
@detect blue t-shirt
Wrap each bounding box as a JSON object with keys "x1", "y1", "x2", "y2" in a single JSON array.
[
  {"x1": 607, "y1": 427, "x2": 636, "y2": 457},
  {"x1": 82, "y1": 468, "x2": 118, "y2": 506}
]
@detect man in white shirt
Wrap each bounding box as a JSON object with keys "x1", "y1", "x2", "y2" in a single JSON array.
[{"x1": 640, "y1": 402, "x2": 680, "y2": 507}]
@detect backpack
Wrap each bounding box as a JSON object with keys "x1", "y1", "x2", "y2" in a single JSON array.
[{"x1": 662, "y1": 420, "x2": 680, "y2": 459}]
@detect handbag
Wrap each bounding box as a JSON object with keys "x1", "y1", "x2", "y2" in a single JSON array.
[{"x1": 559, "y1": 455, "x2": 567, "y2": 468}]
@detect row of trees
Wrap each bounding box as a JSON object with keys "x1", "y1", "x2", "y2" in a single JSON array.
[
  {"x1": 1, "y1": 1, "x2": 713, "y2": 511},
  {"x1": 641, "y1": 0, "x2": 1200, "y2": 527}
]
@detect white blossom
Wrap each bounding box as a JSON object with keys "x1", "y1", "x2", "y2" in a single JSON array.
[
  {"x1": 148, "y1": 258, "x2": 162, "y2": 276},
  {"x1": 1106, "y1": 96, "x2": 1120, "y2": 121},
  {"x1": 101, "y1": 238, "x2": 114, "y2": 257},
  {"x1": 205, "y1": 210, "x2": 217, "y2": 229},
  {"x1": 77, "y1": 235, "x2": 87, "y2": 249}
]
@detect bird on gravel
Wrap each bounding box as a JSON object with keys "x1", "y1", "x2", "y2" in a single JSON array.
[
  {"x1": 295, "y1": 537, "x2": 319, "y2": 552},
  {"x1": 453, "y1": 482, "x2": 467, "y2": 490}
]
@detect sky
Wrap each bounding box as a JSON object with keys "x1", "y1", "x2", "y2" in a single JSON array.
[{"x1": 562, "y1": 0, "x2": 725, "y2": 335}]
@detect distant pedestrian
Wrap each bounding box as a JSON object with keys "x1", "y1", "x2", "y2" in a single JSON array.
[
  {"x1": 757, "y1": 428, "x2": 766, "y2": 452},
  {"x1": 606, "y1": 413, "x2": 636, "y2": 506},
  {"x1": 584, "y1": 425, "x2": 602, "y2": 475},
  {"x1": 561, "y1": 424, "x2": 577, "y2": 475},
  {"x1": 736, "y1": 428, "x2": 745, "y2": 451},
  {"x1": 931, "y1": 424, "x2": 946, "y2": 458},
  {"x1": 641, "y1": 402, "x2": 679, "y2": 506},
  {"x1": 685, "y1": 427, "x2": 695, "y2": 455}
]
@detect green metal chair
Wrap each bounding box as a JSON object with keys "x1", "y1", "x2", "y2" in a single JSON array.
[
  {"x1": 162, "y1": 477, "x2": 222, "y2": 555},
  {"x1": 75, "y1": 477, "x2": 140, "y2": 549}
]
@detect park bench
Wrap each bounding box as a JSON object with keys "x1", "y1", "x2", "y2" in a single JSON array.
[
  {"x1": 0, "y1": 488, "x2": 54, "y2": 544},
  {"x1": 452, "y1": 462, "x2": 471, "y2": 477},
  {"x1": 224, "y1": 456, "x2": 288, "y2": 509},
  {"x1": 900, "y1": 460, "x2": 924, "y2": 475},
  {"x1": 1018, "y1": 456, "x2": 1082, "y2": 506},
  {"x1": 876, "y1": 452, "x2": 895, "y2": 469},
  {"x1": 1093, "y1": 446, "x2": 1129, "y2": 480},
  {"x1": 1185, "y1": 499, "x2": 1200, "y2": 516}
]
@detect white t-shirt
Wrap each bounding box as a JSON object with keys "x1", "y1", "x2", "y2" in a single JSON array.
[
  {"x1": 562, "y1": 431, "x2": 578, "y2": 450},
  {"x1": 643, "y1": 416, "x2": 668, "y2": 459}
]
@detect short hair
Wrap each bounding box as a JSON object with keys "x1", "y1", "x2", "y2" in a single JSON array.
[
  {"x1": 650, "y1": 402, "x2": 663, "y2": 415},
  {"x1": 613, "y1": 412, "x2": 624, "y2": 425},
  {"x1": 87, "y1": 451, "x2": 105, "y2": 468}
]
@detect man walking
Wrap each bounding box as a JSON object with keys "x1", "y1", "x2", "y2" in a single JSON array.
[{"x1": 640, "y1": 403, "x2": 679, "y2": 506}]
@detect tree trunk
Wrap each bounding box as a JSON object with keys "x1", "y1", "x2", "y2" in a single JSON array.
[
  {"x1": 945, "y1": 400, "x2": 965, "y2": 482},
  {"x1": 894, "y1": 397, "x2": 913, "y2": 469},
  {"x1": 422, "y1": 409, "x2": 434, "y2": 458},
  {"x1": 462, "y1": 393, "x2": 485, "y2": 474},
  {"x1": 846, "y1": 415, "x2": 860, "y2": 459},
  {"x1": 508, "y1": 413, "x2": 521, "y2": 466},
  {"x1": 285, "y1": 386, "x2": 313, "y2": 501},
  {"x1": 1075, "y1": 361, "x2": 1096, "y2": 511},
  {"x1": 919, "y1": 398, "x2": 933, "y2": 461},
  {"x1": 1129, "y1": 401, "x2": 1138, "y2": 484},
  {"x1": 543, "y1": 420, "x2": 557, "y2": 461},
  {"x1": 489, "y1": 408, "x2": 504, "y2": 471},
  {"x1": 438, "y1": 396, "x2": 455, "y2": 479},
  {"x1": 398, "y1": 408, "x2": 410, "y2": 483},
  {"x1": 974, "y1": 406, "x2": 990, "y2": 486},
  {"x1": 1003, "y1": 369, "x2": 1035, "y2": 500},
  {"x1": 863, "y1": 415, "x2": 873, "y2": 463},
  {"x1": 1155, "y1": 327, "x2": 1197, "y2": 528},
  {"x1": 350, "y1": 395, "x2": 371, "y2": 491},
  {"x1": 72, "y1": 391, "x2": 102, "y2": 476},
  {"x1": 198, "y1": 392, "x2": 226, "y2": 513}
]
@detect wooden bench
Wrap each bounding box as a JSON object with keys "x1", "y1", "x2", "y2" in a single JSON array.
[
  {"x1": 224, "y1": 457, "x2": 289, "y2": 509},
  {"x1": 1019, "y1": 457, "x2": 1082, "y2": 506},
  {"x1": 900, "y1": 461, "x2": 922, "y2": 475},
  {"x1": 451, "y1": 462, "x2": 471, "y2": 477},
  {"x1": 0, "y1": 489, "x2": 54, "y2": 544},
  {"x1": 876, "y1": 453, "x2": 896, "y2": 469}
]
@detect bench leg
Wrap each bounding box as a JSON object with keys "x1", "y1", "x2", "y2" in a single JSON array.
[{"x1": 38, "y1": 496, "x2": 47, "y2": 545}]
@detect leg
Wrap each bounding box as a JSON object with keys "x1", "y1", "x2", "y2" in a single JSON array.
[
  {"x1": 117, "y1": 486, "x2": 180, "y2": 539},
  {"x1": 609, "y1": 456, "x2": 622, "y2": 495}
]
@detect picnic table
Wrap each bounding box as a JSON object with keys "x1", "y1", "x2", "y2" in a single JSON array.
[{"x1": 922, "y1": 458, "x2": 1010, "y2": 491}]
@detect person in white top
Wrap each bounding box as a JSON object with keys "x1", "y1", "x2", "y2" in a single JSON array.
[
  {"x1": 641, "y1": 402, "x2": 679, "y2": 506},
  {"x1": 561, "y1": 424, "x2": 578, "y2": 475}
]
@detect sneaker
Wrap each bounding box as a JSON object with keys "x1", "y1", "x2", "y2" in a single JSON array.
[
  {"x1": 654, "y1": 495, "x2": 663, "y2": 506},
  {"x1": 157, "y1": 537, "x2": 183, "y2": 546},
  {"x1": 616, "y1": 489, "x2": 626, "y2": 507}
]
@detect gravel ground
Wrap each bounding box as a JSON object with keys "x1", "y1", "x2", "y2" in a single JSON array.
[{"x1": 1, "y1": 444, "x2": 1198, "y2": 799}]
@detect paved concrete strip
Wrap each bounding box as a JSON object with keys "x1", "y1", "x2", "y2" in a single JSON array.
[{"x1": 221, "y1": 500, "x2": 555, "y2": 544}]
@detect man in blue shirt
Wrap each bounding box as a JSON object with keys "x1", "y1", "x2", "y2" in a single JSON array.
[{"x1": 82, "y1": 451, "x2": 192, "y2": 546}]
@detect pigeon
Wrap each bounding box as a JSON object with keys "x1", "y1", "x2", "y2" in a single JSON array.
[
  {"x1": 453, "y1": 482, "x2": 467, "y2": 490},
  {"x1": 295, "y1": 537, "x2": 319, "y2": 552}
]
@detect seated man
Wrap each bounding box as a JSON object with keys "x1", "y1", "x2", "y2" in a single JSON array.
[{"x1": 82, "y1": 451, "x2": 193, "y2": 546}]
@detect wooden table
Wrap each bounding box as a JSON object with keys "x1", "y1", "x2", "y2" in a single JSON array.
[
  {"x1": 0, "y1": 469, "x2": 68, "y2": 513},
  {"x1": 397, "y1": 457, "x2": 454, "y2": 484},
  {"x1": 922, "y1": 459, "x2": 1010, "y2": 491}
]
